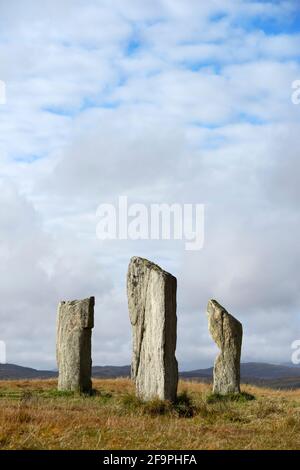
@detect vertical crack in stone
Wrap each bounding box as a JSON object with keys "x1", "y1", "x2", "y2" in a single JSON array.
[{"x1": 134, "y1": 275, "x2": 148, "y2": 381}]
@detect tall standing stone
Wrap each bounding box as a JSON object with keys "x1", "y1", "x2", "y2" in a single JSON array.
[
  {"x1": 206, "y1": 299, "x2": 242, "y2": 394},
  {"x1": 56, "y1": 296, "x2": 95, "y2": 393},
  {"x1": 127, "y1": 257, "x2": 178, "y2": 402}
]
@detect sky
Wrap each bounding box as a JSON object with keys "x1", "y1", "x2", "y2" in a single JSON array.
[{"x1": 0, "y1": 0, "x2": 300, "y2": 370}]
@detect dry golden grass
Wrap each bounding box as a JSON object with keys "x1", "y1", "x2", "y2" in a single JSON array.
[{"x1": 0, "y1": 378, "x2": 300, "y2": 450}]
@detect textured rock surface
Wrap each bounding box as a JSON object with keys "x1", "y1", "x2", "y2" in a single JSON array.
[
  {"x1": 207, "y1": 299, "x2": 243, "y2": 394},
  {"x1": 127, "y1": 257, "x2": 178, "y2": 401},
  {"x1": 56, "y1": 296, "x2": 94, "y2": 393}
]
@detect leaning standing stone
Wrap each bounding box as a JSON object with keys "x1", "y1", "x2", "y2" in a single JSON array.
[
  {"x1": 206, "y1": 299, "x2": 242, "y2": 394},
  {"x1": 56, "y1": 296, "x2": 95, "y2": 393},
  {"x1": 127, "y1": 257, "x2": 178, "y2": 402}
]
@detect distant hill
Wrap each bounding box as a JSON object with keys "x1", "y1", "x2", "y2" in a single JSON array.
[
  {"x1": 0, "y1": 364, "x2": 131, "y2": 380},
  {"x1": 180, "y1": 362, "x2": 300, "y2": 389},
  {"x1": 181, "y1": 362, "x2": 300, "y2": 380},
  {"x1": 92, "y1": 365, "x2": 131, "y2": 378},
  {"x1": 0, "y1": 364, "x2": 56, "y2": 380},
  {"x1": 1, "y1": 362, "x2": 300, "y2": 389}
]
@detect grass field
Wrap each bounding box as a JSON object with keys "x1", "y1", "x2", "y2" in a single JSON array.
[{"x1": 0, "y1": 378, "x2": 300, "y2": 450}]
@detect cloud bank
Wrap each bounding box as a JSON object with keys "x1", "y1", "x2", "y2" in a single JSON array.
[{"x1": 0, "y1": 0, "x2": 300, "y2": 369}]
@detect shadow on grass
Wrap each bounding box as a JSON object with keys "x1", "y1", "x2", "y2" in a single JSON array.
[
  {"x1": 46, "y1": 389, "x2": 114, "y2": 400},
  {"x1": 120, "y1": 390, "x2": 197, "y2": 418},
  {"x1": 91, "y1": 389, "x2": 113, "y2": 402},
  {"x1": 206, "y1": 391, "x2": 255, "y2": 404}
]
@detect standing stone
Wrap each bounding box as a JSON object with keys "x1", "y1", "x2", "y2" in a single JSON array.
[
  {"x1": 206, "y1": 299, "x2": 242, "y2": 394},
  {"x1": 56, "y1": 296, "x2": 95, "y2": 393},
  {"x1": 127, "y1": 257, "x2": 178, "y2": 402}
]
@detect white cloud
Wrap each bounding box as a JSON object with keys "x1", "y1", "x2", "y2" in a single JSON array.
[{"x1": 0, "y1": 0, "x2": 299, "y2": 369}]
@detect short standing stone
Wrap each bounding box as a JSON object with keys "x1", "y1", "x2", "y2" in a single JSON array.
[
  {"x1": 56, "y1": 296, "x2": 95, "y2": 393},
  {"x1": 127, "y1": 257, "x2": 178, "y2": 402},
  {"x1": 206, "y1": 299, "x2": 243, "y2": 394}
]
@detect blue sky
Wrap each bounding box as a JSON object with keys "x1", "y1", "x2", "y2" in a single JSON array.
[{"x1": 0, "y1": 0, "x2": 300, "y2": 369}]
